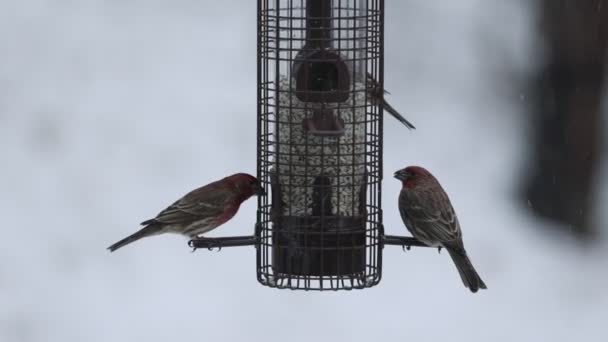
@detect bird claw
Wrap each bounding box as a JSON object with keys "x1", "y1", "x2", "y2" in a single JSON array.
[
  {"x1": 402, "y1": 245, "x2": 411, "y2": 252},
  {"x1": 437, "y1": 246, "x2": 442, "y2": 254},
  {"x1": 188, "y1": 240, "x2": 197, "y2": 252}
]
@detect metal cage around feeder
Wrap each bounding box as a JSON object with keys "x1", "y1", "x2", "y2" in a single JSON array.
[
  {"x1": 189, "y1": 0, "x2": 428, "y2": 291},
  {"x1": 257, "y1": 0, "x2": 383, "y2": 290}
]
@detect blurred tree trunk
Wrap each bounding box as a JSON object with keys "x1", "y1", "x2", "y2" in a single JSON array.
[{"x1": 524, "y1": 0, "x2": 607, "y2": 240}]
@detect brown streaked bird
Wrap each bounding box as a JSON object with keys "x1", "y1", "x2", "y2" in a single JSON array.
[
  {"x1": 395, "y1": 166, "x2": 487, "y2": 293},
  {"x1": 107, "y1": 173, "x2": 265, "y2": 252},
  {"x1": 367, "y1": 73, "x2": 416, "y2": 130}
]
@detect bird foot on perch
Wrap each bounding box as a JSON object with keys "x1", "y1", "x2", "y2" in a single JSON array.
[{"x1": 383, "y1": 235, "x2": 429, "y2": 250}]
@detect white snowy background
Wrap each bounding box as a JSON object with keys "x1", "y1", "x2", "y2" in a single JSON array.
[{"x1": 1, "y1": 1, "x2": 607, "y2": 341}]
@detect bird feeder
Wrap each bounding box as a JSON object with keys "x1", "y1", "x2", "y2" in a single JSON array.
[{"x1": 190, "y1": 0, "x2": 427, "y2": 291}]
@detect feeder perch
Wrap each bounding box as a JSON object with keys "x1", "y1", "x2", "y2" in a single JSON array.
[{"x1": 190, "y1": 0, "x2": 428, "y2": 291}]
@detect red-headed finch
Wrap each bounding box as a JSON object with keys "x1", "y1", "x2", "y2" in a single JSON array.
[
  {"x1": 367, "y1": 73, "x2": 416, "y2": 130},
  {"x1": 107, "y1": 173, "x2": 265, "y2": 252},
  {"x1": 395, "y1": 166, "x2": 487, "y2": 293}
]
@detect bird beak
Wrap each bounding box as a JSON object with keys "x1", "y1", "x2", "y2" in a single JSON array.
[
  {"x1": 254, "y1": 183, "x2": 266, "y2": 196},
  {"x1": 394, "y1": 170, "x2": 407, "y2": 181}
]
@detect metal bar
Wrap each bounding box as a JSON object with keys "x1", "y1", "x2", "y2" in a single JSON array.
[
  {"x1": 189, "y1": 236, "x2": 259, "y2": 250},
  {"x1": 305, "y1": 0, "x2": 332, "y2": 48},
  {"x1": 256, "y1": 0, "x2": 262, "y2": 278},
  {"x1": 382, "y1": 235, "x2": 429, "y2": 248}
]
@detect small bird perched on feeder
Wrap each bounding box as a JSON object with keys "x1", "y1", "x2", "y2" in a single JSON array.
[
  {"x1": 394, "y1": 166, "x2": 487, "y2": 293},
  {"x1": 367, "y1": 73, "x2": 416, "y2": 130},
  {"x1": 107, "y1": 173, "x2": 265, "y2": 252}
]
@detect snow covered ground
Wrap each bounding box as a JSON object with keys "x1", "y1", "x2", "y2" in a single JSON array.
[{"x1": 1, "y1": 1, "x2": 606, "y2": 341}]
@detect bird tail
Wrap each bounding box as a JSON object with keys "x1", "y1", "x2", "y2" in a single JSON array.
[
  {"x1": 382, "y1": 99, "x2": 416, "y2": 130},
  {"x1": 446, "y1": 247, "x2": 487, "y2": 293},
  {"x1": 107, "y1": 224, "x2": 163, "y2": 252}
]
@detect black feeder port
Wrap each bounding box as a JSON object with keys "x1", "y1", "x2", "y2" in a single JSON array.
[{"x1": 189, "y1": 0, "x2": 429, "y2": 291}]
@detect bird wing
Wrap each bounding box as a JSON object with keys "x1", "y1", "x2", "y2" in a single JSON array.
[
  {"x1": 399, "y1": 189, "x2": 462, "y2": 245},
  {"x1": 141, "y1": 181, "x2": 234, "y2": 226}
]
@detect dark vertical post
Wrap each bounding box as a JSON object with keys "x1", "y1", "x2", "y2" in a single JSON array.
[{"x1": 523, "y1": 0, "x2": 607, "y2": 240}]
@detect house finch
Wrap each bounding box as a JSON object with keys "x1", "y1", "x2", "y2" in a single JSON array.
[
  {"x1": 107, "y1": 173, "x2": 265, "y2": 252},
  {"x1": 394, "y1": 166, "x2": 487, "y2": 293},
  {"x1": 367, "y1": 73, "x2": 416, "y2": 130}
]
